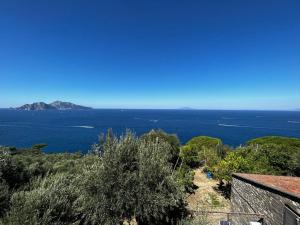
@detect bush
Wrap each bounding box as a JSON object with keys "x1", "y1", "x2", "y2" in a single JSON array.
[
  {"x1": 213, "y1": 136, "x2": 300, "y2": 183},
  {"x1": 0, "y1": 180, "x2": 10, "y2": 217},
  {"x1": 175, "y1": 164, "x2": 195, "y2": 193},
  {"x1": 247, "y1": 136, "x2": 300, "y2": 148},
  {"x1": 3, "y1": 133, "x2": 298, "y2": 224},
  {"x1": 141, "y1": 129, "x2": 181, "y2": 167},
  {"x1": 181, "y1": 136, "x2": 227, "y2": 169},
  {"x1": 1, "y1": 174, "x2": 82, "y2": 225},
  {"x1": 0, "y1": 155, "x2": 29, "y2": 189},
  {"x1": 186, "y1": 136, "x2": 222, "y2": 149},
  {"x1": 213, "y1": 151, "x2": 250, "y2": 182},
  {"x1": 180, "y1": 145, "x2": 201, "y2": 168},
  {"x1": 0, "y1": 130, "x2": 188, "y2": 224},
  {"x1": 82, "y1": 130, "x2": 186, "y2": 225}
]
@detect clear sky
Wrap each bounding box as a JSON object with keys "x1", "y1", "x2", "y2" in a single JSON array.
[{"x1": 0, "y1": 0, "x2": 299, "y2": 110}]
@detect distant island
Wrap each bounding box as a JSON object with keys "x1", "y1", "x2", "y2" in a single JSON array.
[
  {"x1": 16, "y1": 101, "x2": 92, "y2": 110},
  {"x1": 178, "y1": 107, "x2": 196, "y2": 110}
]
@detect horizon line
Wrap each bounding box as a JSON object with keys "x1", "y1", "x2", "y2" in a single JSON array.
[{"x1": 1, "y1": 107, "x2": 299, "y2": 112}]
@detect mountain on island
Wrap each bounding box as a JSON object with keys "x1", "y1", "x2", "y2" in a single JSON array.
[{"x1": 17, "y1": 101, "x2": 92, "y2": 110}]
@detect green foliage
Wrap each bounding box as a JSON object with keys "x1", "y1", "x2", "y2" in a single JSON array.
[
  {"x1": 0, "y1": 146, "x2": 17, "y2": 155},
  {"x1": 0, "y1": 147, "x2": 94, "y2": 224},
  {"x1": 83, "y1": 130, "x2": 185, "y2": 225},
  {"x1": 0, "y1": 154, "x2": 29, "y2": 188},
  {"x1": 180, "y1": 136, "x2": 227, "y2": 169},
  {"x1": 32, "y1": 143, "x2": 48, "y2": 150},
  {"x1": 0, "y1": 130, "x2": 187, "y2": 225},
  {"x1": 2, "y1": 174, "x2": 82, "y2": 225},
  {"x1": 198, "y1": 147, "x2": 221, "y2": 168},
  {"x1": 179, "y1": 136, "x2": 230, "y2": 191},
  {"x1": 186, "y1": 136, "x2": 222, "y2": 149},
  {"x1": 141, "y1": 129, "x2": 181, "y2": 166},
  {"x1": 0, "y1": 180, "x2": 10, "y2": 217},
  {"x1": 180, "y1": 145, "x2": 201, "y2": 168},
  {"x1": 214, "y1": 136, "x2": 300, "y2": 184},
  {"x1": 1, "y1": 134, "x2": 299, "y2": 224},
  {"x1": 246, "y1": 136, "x2": 300, "y2": 176},
  {"x1": 213, "y1": 151, "x2": 250, "y2": 182},
  {"x1": 247, "y1": 136, "x2": 300, "y2": 148},
  {"x1": 245, "y1": 144, "x2": 299, "y2": 176},
  {"x1": 12, "y1": 151, "x2": 84, "y2": 177},
  {"x1": 207, "y1": 192, "x2": 221, "y2": 208},
  {"x1": 175, "y1": 164, "x2": 195, "y2": 193}
]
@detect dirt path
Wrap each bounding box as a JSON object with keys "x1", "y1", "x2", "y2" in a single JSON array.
[{"x1": 186, "y1": 168, "x2": 231, "y2": 224}]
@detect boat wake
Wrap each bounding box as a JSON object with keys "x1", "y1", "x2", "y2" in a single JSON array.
[
  {"x1": 70, "y1": 125, "x2": 94, "y2": 129},
  {"x1": 218, "y1": 123, "x2": 249, "y2": 128},
  {"x1": 288, "y1": 121, "x2": 300, "y2": 124},
  {"x1": 218, "y1": 123, "x2": 300, "y2": 131}
]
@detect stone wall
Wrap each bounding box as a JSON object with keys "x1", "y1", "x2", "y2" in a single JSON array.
[{"x1": 231, "y1": 176, "x2": 300, "y2": 225}]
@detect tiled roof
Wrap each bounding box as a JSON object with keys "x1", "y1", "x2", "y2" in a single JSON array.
[{"x1": 233, "y1": 173, "x2": 300, "y2": 199}]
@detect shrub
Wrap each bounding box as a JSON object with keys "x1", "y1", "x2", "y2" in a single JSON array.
[
  {"x1": 213, "y1": 151, "x2": 250, "y2": 182},
  {"x1": 0, "y1": 180, "x2": 10, "y2": 217},
  {"x1": 0, "y1": 155, "x2": 29, "y2": 189},
  {"x1": 82, "y1": 130, "x2": 186, "y2": 225},
  {"x1": 181, "y1": 136, "x2": 227, "y2": 169},
  {"x1": 175, "y1": 164, "x2": 195, "y2": 193},
  {"x1": 1, "y1": 174, "x2": 82, "y2": 225},
  {"x1": 180, "y1": 145, "x2": 201, "y2": 168},
  {"x1": 141, "y1": 129, "x2": 181, "y2": 167},
  {"x1": 186, "y1": 136, "x2": 222, "y2": 149}
]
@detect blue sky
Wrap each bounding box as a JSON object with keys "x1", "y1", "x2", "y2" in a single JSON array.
[{"x1": 0, "y1": 0, "x2": 299, "y2": 110}]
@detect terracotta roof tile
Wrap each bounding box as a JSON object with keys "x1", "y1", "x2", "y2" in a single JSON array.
[{"x1": 233, "y1": 173, "x2": 300, "y2": 198}]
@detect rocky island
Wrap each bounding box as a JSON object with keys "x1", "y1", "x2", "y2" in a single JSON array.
[{"x1": 16, "y1": 101, "x2": 92, "y2": 110}]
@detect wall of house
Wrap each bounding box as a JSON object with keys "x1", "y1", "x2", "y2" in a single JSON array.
[{"x1": 231, "y1": 177, "x2": 300, "y2": 225}]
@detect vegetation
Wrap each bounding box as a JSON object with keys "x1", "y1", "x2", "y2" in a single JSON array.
[
  {"x1": 180, "y1": 136, "x2": 229, "y2": 168},
  {"x1": 1, "y1": 132, "x2": 299, "y2": 224},
  {"x1": 141, "y1": 129, "x2": 181, "y2": 167},
  {"x1": 211, "y1": 136, "x2": 300, "y2": 197},
  {"x1": 0, "y1": 130, "x2": 186, "y2": 225},
  {"x1": 84, "y1": 130, "x2": 186, "y2": 225},
  {"x1": 247, "y1": 136, "x2": 300, "y2": 147},
  {"x1": 178, "y1": 135, "x2": 300, "y2": 197}
]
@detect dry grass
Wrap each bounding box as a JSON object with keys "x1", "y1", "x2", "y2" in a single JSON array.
[
  {"x1": 125, "y1": 168, "x2": 230, "y2": 225},
  {"x1": 186, "y1": 168, "x2": 231, "y2": 224}
]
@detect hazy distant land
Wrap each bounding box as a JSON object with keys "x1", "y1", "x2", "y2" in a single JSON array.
[{"x1": 16, "y1": 101, "x2": 92, "y2": 111}]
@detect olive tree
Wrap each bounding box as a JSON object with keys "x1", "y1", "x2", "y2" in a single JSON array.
[{"x1": 83, "y1": 130, "x2": 186, "y2": 225}]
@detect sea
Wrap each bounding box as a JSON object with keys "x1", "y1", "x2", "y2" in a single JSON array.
[{"x1": 0, "y1": 109, "x2": 300, "y2": 153}]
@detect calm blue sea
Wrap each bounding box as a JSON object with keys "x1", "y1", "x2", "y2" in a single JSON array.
[{"x1": 0, "y1": 109, "x2": 300, "y2": 153}]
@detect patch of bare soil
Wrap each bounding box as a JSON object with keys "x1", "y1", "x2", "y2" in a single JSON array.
[{"x1": 186, "y1": 168, "x2": 231, "y2": 224}]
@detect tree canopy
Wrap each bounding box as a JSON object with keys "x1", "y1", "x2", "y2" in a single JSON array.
[
  {"x1": 1, "y1": 133, "x2": 299, "y2": 224},
  {"x1": 0, "y1": 130, "x2": 186, "y2": 225},
  {"x1": 213, "y1": 136, "x2": 300, "y2": 184}
]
